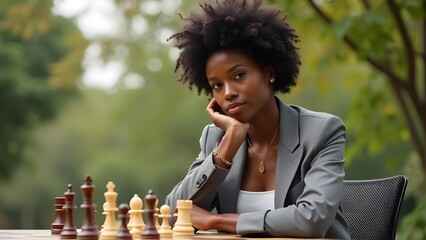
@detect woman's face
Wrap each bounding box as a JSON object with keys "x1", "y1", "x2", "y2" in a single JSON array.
[{"x1": 205, "y1": 49, "x2": 274, "y2": 123}]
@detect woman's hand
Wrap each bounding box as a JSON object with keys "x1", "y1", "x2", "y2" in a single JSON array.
[
  {"x1": 206, "y1": 98, "x2": 249, "y2": 134},
  {"x1": 190, "y1": 204, "x2": 239, "y2": 233},
  {"x1": 190, "y1": 204, "x2": 216, "y2": 231}
]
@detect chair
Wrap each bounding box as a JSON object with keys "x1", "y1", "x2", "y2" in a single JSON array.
[{"x1": 341, "y1": 175, "x2": 408, "y2": 240}]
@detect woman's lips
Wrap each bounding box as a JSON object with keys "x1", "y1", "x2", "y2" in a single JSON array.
[{"x1": 226, "y1": 102, "x2": 245, "y2": 114}]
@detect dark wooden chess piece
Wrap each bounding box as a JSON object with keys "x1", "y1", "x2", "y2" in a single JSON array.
[
  {"x1": 77, "y1": 176, "x2": 99, "y2": 240},
  {"x1": 51, "y1": 197, "x2": 66, "y2": 234},
  {"x1": 61, "y1": 184, "x2": 78, "y2": 239},
  {"x1": 141, "y1": 189, "x2": 159, "y2": 239},
  {"x1": 116, "y1": 203, "x2": 132, "y2": 240}
]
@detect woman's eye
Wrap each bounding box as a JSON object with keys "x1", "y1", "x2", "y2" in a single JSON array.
[
  {"x1": 211, "y1": 83, "x2": 221, "y2": 89},
  {"x1": 235, "y1": 72, "x2": 246, "y2": 80}
]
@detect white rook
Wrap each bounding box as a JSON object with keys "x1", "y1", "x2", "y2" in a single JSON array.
[{"x1": 172, "y1": 200, "x2": 194, "y2": 236}]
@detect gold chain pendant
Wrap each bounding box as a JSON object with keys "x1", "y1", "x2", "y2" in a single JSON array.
[{"x1": 259, "y1": 160, "x2": 265, "y2": 173}]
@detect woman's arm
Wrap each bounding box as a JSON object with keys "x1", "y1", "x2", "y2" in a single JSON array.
[
  {"x1": 166, "y1": 98, "x2": 249, "y2": 215},
  {"x1": 165, "y1": 125, "x2": 229, "y2": 214},
  {"x1": 191, "y1": 204, "x2": 239, "y2": 233}
]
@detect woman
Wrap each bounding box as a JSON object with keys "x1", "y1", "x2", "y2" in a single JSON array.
[{"x1": 165, "y1": 0, "x2": 350, "y2": 238}]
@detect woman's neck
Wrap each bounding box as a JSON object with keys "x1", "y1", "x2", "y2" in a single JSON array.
[{"x1": 247, "y1": 98, "x2": 280, "y2": 145}]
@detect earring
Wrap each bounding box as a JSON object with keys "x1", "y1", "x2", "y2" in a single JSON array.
[{"x1": 270, "y1": 78, "x2": 275, "y2": 83}]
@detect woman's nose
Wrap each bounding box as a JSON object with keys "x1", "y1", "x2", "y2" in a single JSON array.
[{"x1": 224, "y1": 82, "x2": 238, "y2": 100}]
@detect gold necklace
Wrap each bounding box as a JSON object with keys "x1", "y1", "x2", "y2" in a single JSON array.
[{"x1": 247, "y1": 125, "x2": 279, "y2": 174}]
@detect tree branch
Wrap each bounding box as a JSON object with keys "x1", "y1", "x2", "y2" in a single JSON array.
[
  {"x1": 361, "y1": 0, "x2": 370, "y2": 10},
  {"x1": 418, "y1": 7, "x2": 426, "y2": 160},
  {"x1": 388, "y1": 79, "x2": 425, "y2": 172},
  {"x1": 307, "y1": 0, "x2": 332, "y2": 23},
  {"x1": 307, "y1": 0, "x2": 406, "y2": 86},
  {"x1": 406, "y1": 84, "x2": 426, "y2": 131},
  {"x1": 387, "y1": 0, "x2": 416, "y2": 86},
  {"x1": 423, "y1": 0, "x2": 426, "y2": 109},
  {"x1": 388, "y1": 0, "x2": 426, "y2": 171},
  {"x1": 307, "y1": 0, "x2": 426, "y2": 170}
]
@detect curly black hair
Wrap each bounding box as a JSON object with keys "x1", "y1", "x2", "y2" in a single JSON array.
[{"x1": 168, "y1": 0, "x2": 301, "y2": 96}]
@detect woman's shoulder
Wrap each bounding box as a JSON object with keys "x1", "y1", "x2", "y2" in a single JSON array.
[
  {"x1": 290, "y1": 104, "x2": 341, "y2": 120},
  {"x1": 287, "y1": 104, "x2": 344, "y2": 126},
  {"x1": 279, "y1": 102, "x2": 346, "y2": 138},
  {"x1": 276, "y1": 98, "x2": 343, "y2": 123},
  {"x1": 283, "y1": 104, "x2": 346, "y2": 150}
]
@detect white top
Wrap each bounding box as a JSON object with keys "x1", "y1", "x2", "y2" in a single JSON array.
[{"x1": 236, "y1": 190, "x2": 275, "y2": 213}]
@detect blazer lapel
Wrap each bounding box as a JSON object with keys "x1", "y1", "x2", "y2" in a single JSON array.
[
  {"x1": 218, "y1": 140, "x2": 247, "y2": 213},
  {"x1": 275, "y1": 100, "x2": 303, "y2": 208}
]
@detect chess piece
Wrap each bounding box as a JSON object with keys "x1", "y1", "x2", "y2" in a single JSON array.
[
  {"x1": 77, "y1": 176, "x2": 99, "y2": 240},
  {"x1": 116, "y1": 203, "x2": 132, "y2": 240},
  {"x1": 99, "y1": 181, "x2": 118, "y2": 240},
  {"x1": 128, "y1": 194, "x2": 145, "y2": 239},
  {"x1": 154, "y1": 199, "x2": 160, "y2": 231},
  {"x1": 51, "y1": 197, "x2": 66, "y2": 234},
  {"x1": 158, "y1": 205, "x2": 173, "y2": 238},
  {"x1": 61, "y1": 184, "x2": 78, "y2": 239},
  {"x1": 173, "y1": 200, "x2": 194, "y2": 236},
  {"x1": 140, "y1": 190, "x2": 159, "y2": 239}
]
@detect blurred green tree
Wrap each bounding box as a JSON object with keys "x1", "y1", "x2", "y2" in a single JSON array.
[
  {"x1": 313, "y1": 0, "x2": 425, "y2": 174},
  {"x1": 0, "y1": 0, "x2": 87, "y2": 179}
]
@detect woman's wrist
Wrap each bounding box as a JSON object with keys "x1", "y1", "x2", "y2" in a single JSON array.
[
  {"x1": 223, "y1": 123, "x2": 248, "y2": 146},
  {"x1": 212, "y1": 213, "x2": 238, "y2": 233},
  {"x1": 212, "y1": 123, "x2": 248, "y2": 168},
  {"x1": 212, "y1": 148, "x2": 232, "y2": 168}
]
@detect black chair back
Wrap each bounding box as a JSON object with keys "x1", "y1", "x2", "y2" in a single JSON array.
[{"x1": 342, "y1": 175, "x2": 407, "y2": 240}]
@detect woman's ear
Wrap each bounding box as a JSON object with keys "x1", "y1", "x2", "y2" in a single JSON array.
[{"x1": 264, "y1": 66, "x2": 276, "y2": 82}]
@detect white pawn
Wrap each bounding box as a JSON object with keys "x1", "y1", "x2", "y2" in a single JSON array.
[
  {"x1": 158, "y1": 205, "x2": 173, "y2": 238},
  {"x1": 173, "y1": 200, "x2": 194, "y2": 236},
  {"x1": 128, "y1": 194, "x2": 145, "y2": 239},
  {"x1": 99, "y1": 181, "x2": 118, "y2": 240}
]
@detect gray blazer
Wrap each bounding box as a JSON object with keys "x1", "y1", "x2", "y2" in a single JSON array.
[{"x1": 166, "y1": 99, "x2": 350, "y2": 239}]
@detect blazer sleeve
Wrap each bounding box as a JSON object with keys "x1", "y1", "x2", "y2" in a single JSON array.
[
  {"x1": 165, "y1": 125, "x2": 229, "y2": 214},
  {"x1": 236, "y1": 115, "x2": 346, "y2": 238}
]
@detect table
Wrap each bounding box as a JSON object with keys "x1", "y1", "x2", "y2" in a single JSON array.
[{"x1": 0, "y1": 230, "x2": 327, "y2": 239}]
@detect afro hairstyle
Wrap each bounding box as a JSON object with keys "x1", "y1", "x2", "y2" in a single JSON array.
[{"x1": 168, "y1": 0, "x2": 301, "y2": 96}]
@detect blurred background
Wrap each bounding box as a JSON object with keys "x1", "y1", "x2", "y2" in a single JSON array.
[{"x1": 0, "y1": 0, "x2": 424, "y2": 239}]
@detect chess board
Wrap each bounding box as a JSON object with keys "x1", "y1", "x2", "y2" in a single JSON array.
[{"x1": 0, "y1": 230, "x2": 326, "y2": 239}]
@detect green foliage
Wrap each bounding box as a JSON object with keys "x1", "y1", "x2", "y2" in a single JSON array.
[
  {"x1": 345, "y1": 74, "x2": 407, "y2": 164},
  {"x1": 271, "y1": 0, "x2": 423, "y2": 168},
  {"x1": 399, "y1": 200, "x2": 426, "y2": 240},
  {"x1": 399, "y1": 154, "x2": 426, "y2": 240},
  {"x1": 0, "y1": 15, "x2": 82, "y2": 179}
]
